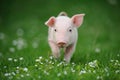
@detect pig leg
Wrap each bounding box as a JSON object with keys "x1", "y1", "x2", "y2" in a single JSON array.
[
  {"x1": 48, "y1": 40, "x2": 60, "y2": 58},
  {"x1": 64, "y1": 44, "x2": 76, "y2": 63}
]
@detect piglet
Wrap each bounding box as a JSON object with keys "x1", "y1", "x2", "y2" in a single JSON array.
[{"x1": 45, "y1": 12, "x2": 85, "y2": 63}]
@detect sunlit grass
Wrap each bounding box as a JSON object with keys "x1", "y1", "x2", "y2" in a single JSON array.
[{"x1": 1, "y1": 56, "x2": 120, "y2": 80}]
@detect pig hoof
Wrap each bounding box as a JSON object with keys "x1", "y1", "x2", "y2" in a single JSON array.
[{"x1": 53, "y1": 54, "x2": 60, "y2": 59}]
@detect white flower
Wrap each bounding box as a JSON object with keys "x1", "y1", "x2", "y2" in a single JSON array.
[
  {"x1": 16, "y1": 70, "x2": 19, "y2": 74},
  {"x1": 44, "y1": 71, "x2": 49, "y2": 75},
  {"x1": 12, "y1": 40, "x2": 17, "y2": 46},
  {"x1": 9, "y1": 47, "x2": 15, "y2": 53},
  {"x1": 35, "y1": 59, "x2": 40, "y2": 62},
  {"x1": 45, "y1": 59, "x2": 48, "y2": 62},
  {"x1": 4, "y1": 66, "x2": 7, "y2": 68},
  {"x1": 13, "y1": 38, "x2": 27, "y2": 50},
  {"x1": 38, "y1": 75, "x2": 41, "y2": 79},
  {"x1": 40, "y1": 62, "x2": 43, "y2": 64},
  {"x1": 52, "y1": 62, "x2": 54, "y2": 64},
  {"x1": 71, "y1": 68, "x2": 75, "y2": 73},
  {"x1": 39, "y1": 56, "x2": 42, "y2": 59},
  {"x1": 26, "y1": 73, "x2": 30, "y2": 76},
  {"x1": 11, "y1": 72, "x2": 16, "y2": 76},
  {"x1": 117, "y1": 54, "x2": 119, "y2": 57},
  {"x1": 97, "y1": 76, "x2": 103, "y2": 80},
  {"x1": 57, "y1": 73, "x2": 61, "y2": 77},
  {"x1": 20, "y1": 74, "x2": 24, "y2": 77},
  {"x1": 49, "y1": 66, "x2": 53, "y2": 69},
  {"x1": 115, "y1": 60, "x2": 119, "y2": 63},
  {"x1": 88, "y1": 70, "x2": 92, "y2": 73},
  {"x1": 64, "y1": 63, "x2": 68, "y2": 66},
  {"x1": 23, "y1": 67, "x2": 28, "y2": 72},
  {"x1": 88, "y1": 60, "x2": 98, "y2": 68},
  {"x1": 115, "y1": 63, "x2": 118, "y2": 66},
  {"x1": 49, "y1": 56, "x2": 53, "y2": 60},
  {"x1": 95, "y1": 48, "x2": 101, "y2": 53},
  {"x1": 49, "y1": 61, "x2": 52, "y2": 64},
  {"x1": 4, "y1": 73, "x2": 9, "y2": 76},
  {"x1": 57, "y1": 64, "x2": 60, "y2": 67},
  {"x1": 19, "y1": 57, "x2": 23, "y2": 61},
  {"x1": 35, "y1": 64, "x2": 38, "y2": 67},
  {"x1": 71, "y1": 62, "x2": 76, "y2": 67},
  {"x1": 57, "y1": 62, "x2": 63, "y2": 67},
  {"x1": 115, "y1": 70, "x2": 120, "y2": 74},
  {"x1": 8, "y1": 58, "x2": 13, "y2": 61},
  {"x1": 110, "y1": 60, "x2": 114, "y2": 62},
  {"x1": 16, "y1": 66, "x2": 19, "y2": 69},
  {"x1": 93, "y1": 70, "x2": 96, "y2": 73},
  {"x1": 72, "y1": 62, "x2": 76, "y2": 66},
  {"x1": 17, "y1": 38, "x2": 27, "y2": 50},
  {"x1": 79, "y1": 70, "x2": 86, "y2": 75},
  {"x1": 8, "y1": 76, "x2": 13, "y2": 79},
  {"x1": 0, "y1": 32, "x2": 5, "y2": 40},
  {"x1": 106, "y1": 73, "x2": 109, "y2": 76},
  {"x1": 14, "y1": 59, "x2": 18, "y2": 62},
  {"x1": 72, "y1": 62, "x2": 75, "y2": 65},
  {"x1": 104, "y1": 67, "x2": 108, "y2": 72},
  {"x1": 64, "y1": 71, "x2": 67, "y2": 75}
]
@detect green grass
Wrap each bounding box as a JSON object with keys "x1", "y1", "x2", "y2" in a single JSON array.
[{"x1": 0, "y1": 0, "x2": 120, "y2": 80}]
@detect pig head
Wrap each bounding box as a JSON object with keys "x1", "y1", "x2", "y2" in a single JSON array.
[{"x1": 45, "y1": 12, "x2": 85, "y2": 63}]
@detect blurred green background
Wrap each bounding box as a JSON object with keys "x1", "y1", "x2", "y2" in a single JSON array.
[
  {"x1": 0, "y1": 0, "x2": 120, "y2": 63},
  {"x1": 0, "y1": 0, "x2": 120, "y2": 80}
]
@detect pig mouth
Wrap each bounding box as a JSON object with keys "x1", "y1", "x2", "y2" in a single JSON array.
[{"x1": 58, "y1": 45, "x2": 66, "y2": 48}]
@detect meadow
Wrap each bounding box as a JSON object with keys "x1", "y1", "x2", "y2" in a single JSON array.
[{"x1": 0, "y1": 0, "x2": 120, "y2": 80}]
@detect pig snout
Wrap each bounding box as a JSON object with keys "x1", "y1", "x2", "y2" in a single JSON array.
[{"x1": 57, "y1": 42, "x2": 66, "y2": 48}]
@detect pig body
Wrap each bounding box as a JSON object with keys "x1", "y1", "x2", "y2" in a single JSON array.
[{"x1": 45, "y1": 12, "x2": 85, "y2": 62}]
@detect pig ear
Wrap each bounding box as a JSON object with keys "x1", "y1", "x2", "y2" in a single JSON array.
[
  {"x1": 71, "y1": 14, "x2": 85, "y2": 27},
  {"x1": 45, "y1": 16, "x2": 56, "y2": 27}
]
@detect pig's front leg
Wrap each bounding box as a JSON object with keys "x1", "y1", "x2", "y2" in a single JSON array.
[
  {"x1": 48, "y1": 40, "x2": 60, "y2": 58},
  {"x1": 64, "y1": 44, "x2": 76, "y2": 63}
]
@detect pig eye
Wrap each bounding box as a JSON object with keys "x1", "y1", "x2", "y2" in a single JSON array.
[
  {"x1": 69, "y1": 29, "x2": 72, "y2": 32},
  {"x1": 54, "y1": 29, "x2": 57, "y2": 32}
]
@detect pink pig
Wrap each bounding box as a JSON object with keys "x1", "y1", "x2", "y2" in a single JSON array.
[{"x1": 45, "y1": 12, "x2": 85, "y2": 63}]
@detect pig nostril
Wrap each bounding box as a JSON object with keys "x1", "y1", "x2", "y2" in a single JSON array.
[{"x1": 57, "y1": 42, "x2": 66, "y2": 47}]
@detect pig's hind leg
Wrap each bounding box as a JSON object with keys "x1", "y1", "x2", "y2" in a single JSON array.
[
  {"x1": 49, "y1": 41, "x2": 60, "y2": 58},
  {"x1": 64, "y1": 44, "x2": 75, "y2": 63}
]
